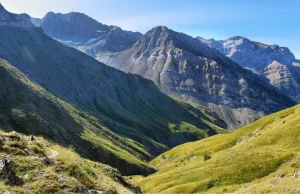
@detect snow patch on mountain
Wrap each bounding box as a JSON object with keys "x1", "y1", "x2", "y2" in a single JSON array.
[{"x1": 53, "y1": 38, "x2": 82, "y2": 45}]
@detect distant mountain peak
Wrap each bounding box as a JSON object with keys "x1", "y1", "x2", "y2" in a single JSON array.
[
  {"x1": 42, "y1": 11, "x2": 94, "y2": 24},
  {"x1": 145, "y1": 26, "x2": 171, "y2": 37},
  {"x1": 35, "y1": 11, "x2": 142, "y2": 52},
  {"x1": 151, "y1": 25, "x2": 169, "y2": 31},
  {"x1": 206, "y1": 36, "x2": 296, "y2": 68},
  {"x1": 44, "y1": 11, "x2": 55, "y2": 17},
  {"x1": 228, "y1": 36, "x2": 248, "y2": 40},
  {"x1": 203, "y1": 35, "x2": 300, "y2": 102},
  {"x1": 0, "y1": 3, "x2": 34, "y2": 28}
]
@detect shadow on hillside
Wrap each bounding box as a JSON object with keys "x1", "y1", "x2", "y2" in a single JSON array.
[{"x1": 0, "y1": 63, "x2": 155, "y2": 176}]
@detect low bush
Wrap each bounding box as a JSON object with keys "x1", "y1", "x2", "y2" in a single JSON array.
[
  {"x1": 67, "y1": 164, "x2": 95, "y2": 189},
  {"x1": 203, "y1": 152, "x2": 211, "y2": 161}
]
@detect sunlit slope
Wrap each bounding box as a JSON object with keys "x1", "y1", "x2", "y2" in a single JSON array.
[
  {"x1": 0, "y1": 130, "x2": 138, "y2": 193},
  {"x1": 134, "y1": 105, "x2": 300, "y2": 193}
]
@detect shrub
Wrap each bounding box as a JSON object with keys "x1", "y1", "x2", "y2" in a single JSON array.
[
  {"x1": 203, "y1": 152, "x2": 211, "y2": 161},
  {"x1": 6, "y1": 141, "x2": 27, "y2": 149},
  {"x1": 207, "y1": 179, "x2": 219, "y2": 189},
  {"x1": 291, "y1": 163, "x2": 300, "y2": 168},
  {"x1": 36, "y1": 179, "x2": 61, "y2": 194},
  {"x1": 67, "y1": 164, "x2": 95, "y2": 188},
  {"x1": 2, "y1": 145, "x2": 28, "y2": 155},
  {"x1": 29, "y1": 145, "x2": 46, "y2": 156}
]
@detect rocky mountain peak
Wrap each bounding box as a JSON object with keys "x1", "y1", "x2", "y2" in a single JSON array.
[
  {"x1": 151, "y1": 25, "x2": 169, "y2": 32},
  {"x1": 0, "y1": 3, "x2": 34, "y2": 28},
  {"x1": 35, "y1": 11, "x2": 142, "y2": 52},
  {"x1": 202, "y1": 35, "x2": 300, "y2": 102},
  {"x1": 196, "y1": 36, "x2": 209, "y2": 42},
  {"x1": 143, "y1": 26, "x2": 172, "y2": 40},
  {"x1": 228, "y1": 36, "x2": 248, "y2": 41},
  {"x1": 41, "y1": 11, "x2": 101, "y2": 27},
  {"x1": 204, "y1": 36, "x2": 296, "y2": 69},
  {"x1": 133, "y1": 25, "x2": 222, "y2": 62},
  {"x1": 44, "y1": 11, "x2": 55, "y2": 18}
]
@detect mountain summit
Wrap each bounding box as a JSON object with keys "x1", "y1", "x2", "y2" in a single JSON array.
[
  {"x1": 98, "y1": 26, "x2": 295, "y2": 130},
  {"x1": 201, "y1": 36, "x2": 296, "y2": 69},
  {"x1": 201, "y1": 36, "x2": 300, "y2": 102},
  {"x1": 0, "y1": 3, "x2": 34, "y2": 28},
  {"x1": 32, "y1": 11, "x2": 142, "y2": 53}
]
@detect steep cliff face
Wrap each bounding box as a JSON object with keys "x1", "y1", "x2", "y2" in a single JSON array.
[
  {"x1": 200, "y1": 36, "x2": 300, "y2": 102},
  {"x1": 33, "y1": 12, "x2": 142, "y2": 53},
  {"x1": 98, "y1": 26, "x2": 295, "y2": 130},
  {"x1": 264, "y1": 61, "x2": 300, "y2": 101}
]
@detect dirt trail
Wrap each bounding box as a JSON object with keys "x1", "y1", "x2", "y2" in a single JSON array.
[{"x1": 47, "y1": 147, "x2": 59, "y2": 159}]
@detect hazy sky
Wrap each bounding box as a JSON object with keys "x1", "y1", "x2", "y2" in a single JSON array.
[{"x1": 1, "y1": 0, "x2": 300, "y2": 58}]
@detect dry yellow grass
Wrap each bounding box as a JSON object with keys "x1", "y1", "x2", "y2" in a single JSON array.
[{"x1": 134, "y1": 105, "x2": 300, "y2": 193}]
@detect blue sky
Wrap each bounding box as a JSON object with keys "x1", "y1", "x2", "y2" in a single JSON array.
[{"x1": 1, "y1": 0, "x2": 300, "y2": 58}]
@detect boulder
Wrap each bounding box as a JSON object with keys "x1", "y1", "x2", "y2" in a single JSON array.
[
  {"x1": 189, "y1": 156, "x2": 198, "y2": 161},
  {"x1": 7, "y1": 131, "x2": 22, "y2": 141},
  {"x1": 0, "y1": 159, "x2": 12, "y2": 178},
  {"x1": 23, "y1": 185, "x2": 33, "y2": 190},
  {"x1": 75, "y1": 185, "x2": 87, "y2": 192},
  {"x1": 42, "y1": 157, "x2": 53, "y2": 165},
  {"x1": 0, "y1": 159, "x2": 23, "y2": 186},
  {"x1": 88, "y1": 189, "x2": 104, "y2": 194},
  {"x1": 252, "y1": 128, "x2": 261, "y2": 136}
]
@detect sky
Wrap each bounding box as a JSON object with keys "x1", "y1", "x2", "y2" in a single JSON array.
[{"x1": 1, "y1": 0, "x2": 300, "y2": 58}]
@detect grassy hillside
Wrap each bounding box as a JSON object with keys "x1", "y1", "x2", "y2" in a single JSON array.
[
  {"x1": 0, "y1": 129, "x2": 138, "y2": 193},
  {"x1": 0, "y1": 26, "x2": 224, "y2": 159},
  {"x1": 0, "y1": 58, "x2": 156, "y2": 175},
  {"x1": 132, "y1": 105, "x2": 300, "y2": 193}
]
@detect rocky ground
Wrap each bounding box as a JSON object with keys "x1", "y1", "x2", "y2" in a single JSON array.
[{"x1": 0, "y1": 130, "x2": 139, "y2": 194}]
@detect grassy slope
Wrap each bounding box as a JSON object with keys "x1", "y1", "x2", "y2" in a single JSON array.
[
  {"x1": 0, "y1": 130, "x2": 138, "y2": 193},
  {"x1": 133, "y1": 105, "x2": 300, "y2": 193},
  {"x1": 0, "y1": 58, "x2": 154, "y2": 175}
]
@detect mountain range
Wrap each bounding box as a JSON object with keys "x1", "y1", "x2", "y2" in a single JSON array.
[
  {"x1": 32, "y1": 11, "x2": 297, "y2": 130},
  {"x1": 199, "y1": 36, "x2": 300, "y2": 102},
  {"x1": 96, "y1": 26, "x2": 295, "y2": 129},
  {"x1": 35, "y1": 11, "x2": 300, "y2": 106},
  {"x1": 31, "y1": 11, "x2": 142, "y2": 54},
  {"x1": 0, "y1": 2, "x2": 300, "y2": 193},
  {"x1": 0, "y1": 4, "x2": 224, "y2": 176}
]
